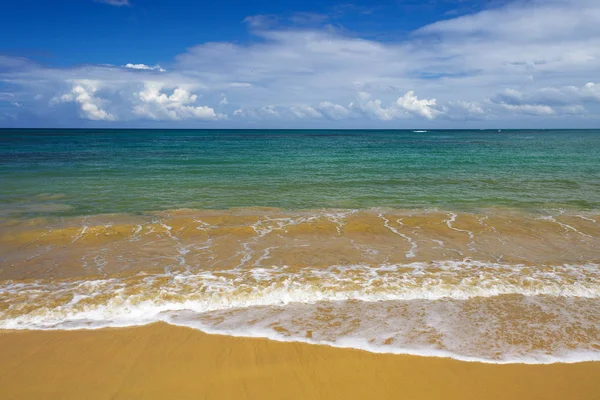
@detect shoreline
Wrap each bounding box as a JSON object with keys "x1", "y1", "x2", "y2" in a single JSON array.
[
  {"x1": 1, "y1": 323, "x2": 599, "y2": 400},
  {"x1": 4, "y1": 322, "x2": 599, "y2": 366}
]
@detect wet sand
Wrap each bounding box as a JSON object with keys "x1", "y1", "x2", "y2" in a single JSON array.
[{"x1": 0, "y1": 323, "x2": 598, "y2": 400}]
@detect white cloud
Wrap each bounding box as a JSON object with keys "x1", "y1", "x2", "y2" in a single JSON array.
[
  {"x1": 317, "y1": 101, "x2": 351, "y2": 120},
  {"x1": 124, "y1": 63, "x2": 166, "y2": 72},
  {"x1": 351, "y1": 95, "x2": 399, "y2": 121},
  {"x1": 289, "y1": 104, "x2": 322, "y2": 119},
  {"x1": 133, "y1": 83, "x2": 225, "y2": 121},
  {"x1": 57, "y1": 81, "x2": 116, "y2": 121},
  {"x1": 349, "y1": 91, "x2": 441, "y2": 120},
  {"x1": 2, "y1": 0, "x2": 600, "y2": 126},
  {"x1": 417, "y1": 0, "x2": 600, "y2": 42},
  {"x1": 488, "y1": 82, "x2": 600, "y2": 116},
  {"x1": 534, "y1": 82, "x2": 600, "y2": 105},
  {"x1": 395, "y1": 91, "x2": 439, "y2": 120},
  {"x1": 453, "y1": 101, "x2": 485, "y2": 116}
]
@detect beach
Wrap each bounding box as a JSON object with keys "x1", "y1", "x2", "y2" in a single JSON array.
[
  {"x1": 1, "y1": 129, "x2": 599, "y2": 397},
  {"x1": 3, "y1": 0, "x2": 600, "y2": 392},
  {"x1": 1, "y1": 323, "x2": 599, "y2": 400}
]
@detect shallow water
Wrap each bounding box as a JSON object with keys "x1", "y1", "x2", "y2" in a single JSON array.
[
  {"x1": 1, "y1": 207, "x2": 598, "y2": 363},
  {"x1": 0, "y1": 129, "x2": 599, "y2": 363}
]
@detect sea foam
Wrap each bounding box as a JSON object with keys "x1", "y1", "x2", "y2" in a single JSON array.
[{"x1": 0, "y1": 260, "x2": 599, "y2": 364}]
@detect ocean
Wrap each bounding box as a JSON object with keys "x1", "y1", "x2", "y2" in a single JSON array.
[{"x1": 0, "y1": 129, "x2": 599, "y2": 363}]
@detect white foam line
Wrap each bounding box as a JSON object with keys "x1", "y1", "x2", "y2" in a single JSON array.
[
  {"x1": 244, "y1": 211, "x2": 354, "y2": 267},
  {"x1": 3, "y1": 312, "x2": 598, "y2": 366},
  {"x1": 165, "y1": 322, "x2": 600, "y2": 366},
  {"x1": 160, "y1": 223, "x2": 174, "y2": 238},
  {"x1": 445, "y1": 213, "x2": 476, "y2": 251},
  {"x1": 193, "y1": 219, "x2": 214, "y2": 231},
  {"x1": 539, "y1": 216, "x2": 592, "y2": 238},
  {"x1": 254, "y1": 247, "x2": 277, "y2": 267},
  {"x1": 2, "y1": 261, "x2": 599, "y2": 357},
  {"x1": 379, "y1": 213, "x2": 418, "y2": 258},
  {"x1": 432, "y1": 239, "x2": 444, "y2": 249},
  {"x1": 251, "y1": 216, "x2": 308, "y2": 237},
  {"x1": 70, "y1": 225, "x2": 88, "y2": 243},
  {"x1": 237, "y1": 242, "x2": 253, "y2": 267},
  {"x1": 325, "y1": 210, "x2": 356, "y2": 235},
  {"x1": 576, "y1": 215, "x2": 597, "y2": 223},
  {"x1": 396, "y1": 219, "x2": 418, "y2": 258}
]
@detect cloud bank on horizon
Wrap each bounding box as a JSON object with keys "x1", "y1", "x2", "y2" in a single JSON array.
[{"x1": 1, "y1": 0, "x2": 600, "y2": 128}]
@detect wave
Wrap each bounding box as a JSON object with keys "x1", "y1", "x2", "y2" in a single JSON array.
[{"x1": 1, "y1": 260, "x2": 599, "y2": 364}]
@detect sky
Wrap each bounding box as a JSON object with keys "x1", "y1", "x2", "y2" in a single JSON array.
[{"x1": 1, "y1": 0, "x2": 599, "y2": 128}]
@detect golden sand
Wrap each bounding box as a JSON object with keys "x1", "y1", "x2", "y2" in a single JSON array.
[{"x1": 0, "y1": 324, "x2": 598, "y2": 400}]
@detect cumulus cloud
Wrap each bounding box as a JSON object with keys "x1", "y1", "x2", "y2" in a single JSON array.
[
  {"x1": 133, "y1": 83, "x2": 225, "y2": 121},
  {"x1": 317, "y1": 101, "x2": 351, "y2": 120},
  {"x1": 395, "y1": 91, "x2": 439, "y2": 120},
  {"x1": 57, "y1": 81, "x2": 116, "y2": 121},
  {"x1": 2, "y1": 0, "x2": 600, "y2": 126},
  {"x1": 289, "y1": 104, "x2": 322, "y2": 119},
  {"x1": 350, "y1": 93, "x2": 400, "y2": 121},
  {"x1": 349, "y1": 91, "x2": 441, "y2": 121}
]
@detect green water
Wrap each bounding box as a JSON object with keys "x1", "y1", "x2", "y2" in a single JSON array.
[{"x1": 1, "y1": 129, "x2": 599, "y2": 217}]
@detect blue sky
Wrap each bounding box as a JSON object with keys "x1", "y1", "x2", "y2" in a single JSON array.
[{"x1": 1, "y1": 0, "x2": 599, "y2": 128}]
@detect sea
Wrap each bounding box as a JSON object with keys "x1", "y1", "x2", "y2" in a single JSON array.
[{"x1": 0, "y1": 129, "x2": 599, "y2": 364}]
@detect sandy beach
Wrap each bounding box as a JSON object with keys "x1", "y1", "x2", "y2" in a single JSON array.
[
  {"x1": 3, "y1": 0, "x2": 600, "y2": 394},
  {"x1": 0, "y1": 323, "x2": 598, "y2": 400}
]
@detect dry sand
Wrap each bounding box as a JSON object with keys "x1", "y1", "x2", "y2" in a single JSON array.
[{"x1": 0, "y1": 323, "x2": 598, "y2": 400}]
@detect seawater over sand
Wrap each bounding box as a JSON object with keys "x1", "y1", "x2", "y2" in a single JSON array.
[
  {"x1": 1, "y1": 207, "x2": 598, "y2": 364},
  {"x1": 1, "y1": 129, "x2": 599, "y2": 365}
]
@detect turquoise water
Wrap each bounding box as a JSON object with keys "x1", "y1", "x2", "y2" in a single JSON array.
[{"x1": 1, "y1": 129, "x2": 599, "y2": 216}]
